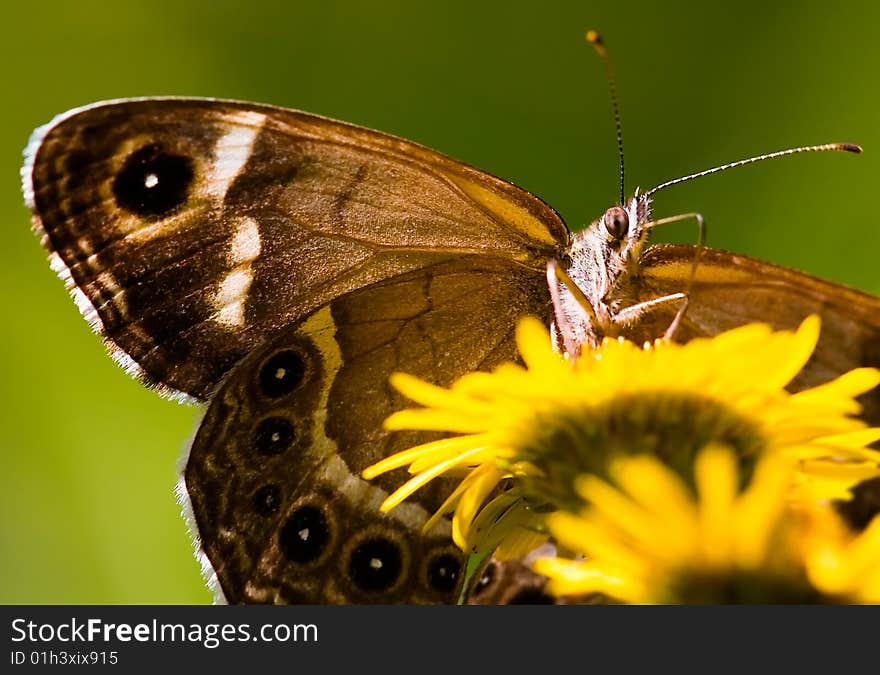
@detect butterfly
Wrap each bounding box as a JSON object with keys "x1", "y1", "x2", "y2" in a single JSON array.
[{"x1": 22, "y1": 85, "x2": 880, "y2": 603}]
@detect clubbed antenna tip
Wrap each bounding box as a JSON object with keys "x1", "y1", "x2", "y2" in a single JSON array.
[
  {"x1": 586, "y1": 29, "x2": 625, "y2": 205},
  {"x1": 646, "y1": 141, "x2": 864, "y2": 197}
]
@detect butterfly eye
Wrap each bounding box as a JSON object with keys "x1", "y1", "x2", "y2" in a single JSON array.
[{"x1": 603, "y1": 206, "x2": 630, "y2": 240}]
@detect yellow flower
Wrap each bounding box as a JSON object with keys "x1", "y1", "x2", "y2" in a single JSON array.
[
  {"x1": 533, "y1": 446, "x2": 880, "y2": 604},
  {"x1": 362, "y1": 316, "x2": 880, "y2": 556}
]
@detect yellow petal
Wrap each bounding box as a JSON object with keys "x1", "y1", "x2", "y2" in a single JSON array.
[
  {"x1": 379, "y1": 445, "x2": 493, "y2": 512},
  {"x1": 516, "y1": 317, "x2": 566, "y2": 374},
  {"x1": 384, "y1": 408, "x2": 489, "y2": 433},
  {"x1": 361, "y1": 434, "x2": 489, "y2": 479},
  {"x1": 792, "y1": 367, "x2": 880, "y2": 407},
  {"x1": 695, "y1": 445, "x2": 737, "y2": 567},
  {"x1": 453, "y1": 465, "x2": 505, "y2": 549},
  {"x1": 732, "y1": 454, "x2": 791, "y2": 568},
  {"x1": 609, "y1": 454, "x2": 697, "y2": 528},
  {"x1": 534, "y1": 557, "x2": 648, "y2": 603},
  {"x1": 546, "y1": 511, "x2": 649, "y2": 577},
  {"x1": 574, "y1": 474, "x2": 662, "y2": 553},
  {"x1": 494, "y1": 528, "x2": 549, "y2": 561}
]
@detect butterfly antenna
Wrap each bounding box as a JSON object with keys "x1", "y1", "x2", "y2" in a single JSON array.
[
  {"x1": 587, "y1": 30, "x2": 625, "y2": 206},
  {"x1": 645, "y1": 142, "x2": 862, "y2": 197}
]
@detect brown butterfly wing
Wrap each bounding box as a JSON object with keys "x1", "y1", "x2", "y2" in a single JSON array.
[
  {"x1": 25, "y1": 97, "x2": 572, "y2": 604},
  {"x1": 465, "y1": 557, "x2": 559, "y2": 605},
  {"x1": 634, "y1": 244, "x2": 880, "y2": 423},
  {"x1": 184, "y1": 256, "x2": 550, "y2": 603},
  {"x1": 24, "y1": 98, "x2": 568, "y2": 401}
]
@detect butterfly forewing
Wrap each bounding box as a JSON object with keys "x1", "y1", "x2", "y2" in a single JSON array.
[{"x1": 24, "y1": 98, "x2": 568, "y2": 401}]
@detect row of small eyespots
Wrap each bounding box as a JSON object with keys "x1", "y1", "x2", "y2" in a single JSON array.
[{"x1": 248, "y1": 345, "x2": 463, "y2": 597}]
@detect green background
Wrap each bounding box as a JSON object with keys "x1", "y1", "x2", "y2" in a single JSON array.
[{"x1": 2, "y1": 1, "x2": 878, "y2": 603}]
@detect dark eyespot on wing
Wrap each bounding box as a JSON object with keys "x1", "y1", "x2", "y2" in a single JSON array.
[
  {"x1": 112, "y1": 144, "x2": 195, "y2": 218},
  {"x1": 280, "y1": 505, "x2": 332, "y2": 563},
  {"x1": 258, "y1": 349, "x2": 308, "y2": 398},
  {"x1": 466, "y1": 558, "x2": 562, "y2": 605},
  {"x1": 426, "y1": 552, "x2": 462, "y2": 593},
  {"x1": 252, "y1": 417, "x2": 297, "y2": 456},
  {"x1": 473, "y1": 559, "x2": 496, "y2": 594},
  {"x1": 252, "y1": 484, "x2": 282, "y2": 516},
  {"x1": 348, "y1": 537, "x2": 404, "y2": 592}
]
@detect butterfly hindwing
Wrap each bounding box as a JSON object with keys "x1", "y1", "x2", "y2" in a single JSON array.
[{"x1": 183, "y1": 256, "x2": 553, "y2": 603}]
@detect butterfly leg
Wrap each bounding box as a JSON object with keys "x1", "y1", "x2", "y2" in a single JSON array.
[
  {"x1": 643, "y1": 211, "x2": 706, "y2": 340},
  {"x1": 644, "y1": 211, "x2": 706, "y2": 248},
  {"x1": 662, "y1": 293, "x2": 692, "y2": 341},
  {"x1": 644, "y1": 211, "x2": 706, "y2": 289},
  {"x1": 547, "y1": 259, "x2": 603, "y2": 357},
  {"x1": 612, "y1": 292, "x2": 687, "y2": 332}
]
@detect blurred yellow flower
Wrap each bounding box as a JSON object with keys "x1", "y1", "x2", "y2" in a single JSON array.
[{"x1": 533, "y1": 446, "x2": 880, "y2": 604}]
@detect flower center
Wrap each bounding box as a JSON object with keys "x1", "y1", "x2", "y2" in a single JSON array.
[
  {"x1": 517, "y1": 392, "x2": 766, "y2": 510},
  {"x1": 667, "y1": 570, "x2": 824, "y2": 604}
]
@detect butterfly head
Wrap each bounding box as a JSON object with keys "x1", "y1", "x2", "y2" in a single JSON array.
[
  {"x1": 567, "y1": 192, "x2": 652, "y2": 304},
  {"x1": 599, "y1": 192, "x2": 652, "y2": 253},
  {"x1": 551, "y1": 192, "x2": 653, "y2": 352}
]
